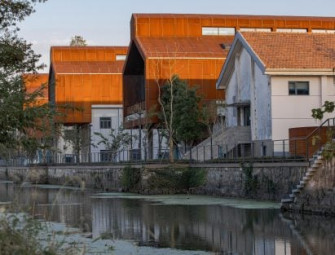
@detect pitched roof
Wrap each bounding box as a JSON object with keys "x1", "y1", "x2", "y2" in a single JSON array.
[
  {"x1": 52, "y1": 61, "x2": 124, "y2": 74},
  {"x1": 135, "y1": 36, "x2": 231, "y2": 58},
  {"x1": 241, "y1": 32, "x2": 335, "y2": 70}
]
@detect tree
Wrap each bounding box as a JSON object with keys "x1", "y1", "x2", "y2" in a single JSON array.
[
  {"x1": 94, "y1": 127, "x2": 134, "y2": 162},
  {"x1": 0, "y1": 0, "x2": 56, "y2": 160},
  {"x1": 158, "y1": 75, "x2": 206, "y2": 162},
  {"x1": 70, "y1": 35, "x2": 87, "y2": 46},
  {"x1": 312, "y1": 101, "x2": 335, "y2": 159}
]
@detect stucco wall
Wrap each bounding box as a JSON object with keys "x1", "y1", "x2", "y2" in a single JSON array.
[{"x1": 271, "y1": 75, "x2": 335, "y2": 141}]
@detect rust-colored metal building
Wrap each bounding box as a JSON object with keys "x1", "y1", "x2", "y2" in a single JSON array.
[
  {"x1": 24, "y1": 73, "x2": 49, "y2": 106},
  {"x1": 49, "y1": 46, "x2": 128, "y2": 124},
  {"x1": 123, "y1": 14, "x2": 335, "y2": 128}
]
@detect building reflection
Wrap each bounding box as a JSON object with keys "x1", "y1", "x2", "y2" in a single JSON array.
[
  {"x1": 1, "y1": 182, "x2": 334, "y2": 254},
  {"x1": 91, "y1": 198, "x2": 305, "y2": 254}
]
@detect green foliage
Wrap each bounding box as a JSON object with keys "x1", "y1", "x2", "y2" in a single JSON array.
[
  {"x1": 94, "y1": 127, "x2": 134, "y2": 161},
  {"x1": 148, "y1": 167, "x2": 206, "y2": 191},
  {"x1": 121, "y1": 166, "x2": 141, "y2": 191},
  {"x1": 0, "y1": 213, "x2": 57, "y2": 255},
  {"x1": 241, "y1": 163, "x2": 259, "y2": 194},
  {"x1": 69, "y1": 35, "x2": 87, "y2": 46},
  {"x1": 159, "y1": 75, "x2": 206, "y2": 147},
  {"x1": 312, "y1": 100, "x2": 335, "y2": 159},
  {"x1": 0, "y1": 0, "x2": 56, "y2": 158},
  {"x1": 312, "y1": 101, "x2": 335, "y2": 120}
]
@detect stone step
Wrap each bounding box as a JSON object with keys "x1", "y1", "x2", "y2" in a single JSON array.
[
  {"x1": 300, "y1": 180, "x2": 306, "y2": 185},
  {"x1": 292, "y1": 189, "x2": 300, "y2": 194},
  {"x1": 306, "y1": 172, "x2": 314, "y2": 178},
  {"x1": 303, "y1": 176, "x2": 311, "y2": 181},
  {"x1": 289, "y1": 194, "x2": 295, "y2": 198},
  {"x1": 297, "y1": 184, "x2": 304, "y2": 189},
  {"x1": 281, "y1": 198, "x2": 293, "y2": 203},
  {"x1": 308, "y1": 168, "x2": 317, "y2": 172}
]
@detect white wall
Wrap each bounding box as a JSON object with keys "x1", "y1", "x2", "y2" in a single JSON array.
[
  {"x1": 225, "y1": 47, "x2": 271, "y2": 141},
  {"x1": 271, "y1": 76, "x2": 335, "y2": 141},
  {"x1": 90, "y1": 104, "x2": 123, "y2": 154}
]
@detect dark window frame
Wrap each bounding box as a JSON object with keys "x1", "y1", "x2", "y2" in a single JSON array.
[
  {"x1": 100, "y1": 117, "x2": 111, "y2": 129},
  {"x1": 288, "y1": 81, "x2": 310, "y2": 95}
]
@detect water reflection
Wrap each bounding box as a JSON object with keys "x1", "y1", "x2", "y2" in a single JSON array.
[{"x1": 0, "y1": 182, "x2": 334, "y2": 254}]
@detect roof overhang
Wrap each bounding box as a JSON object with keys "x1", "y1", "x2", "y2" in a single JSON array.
[
  {"x1": 265, "y1": 69, "x2": 335, "y2": 76},
  {"x1": 216, "y1": 32, "x2": 266, "y2": 90}
]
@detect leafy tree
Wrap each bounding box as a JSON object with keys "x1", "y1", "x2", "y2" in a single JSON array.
[
  {"x1": 94, "y1": 127, "x2": 134, "y2": 162},
  {"x1": 312, "y1": 101, "x2": 335, "y2": 159},
  {"x1": 70, "y1": 35, "x2": 87, "y2": 46},
  {"x1": 0, "y1": 0, "x2": 55, "y2": 159},
  {"x1": 158, "y1": 75, "x2": 206, "y2": 161}
]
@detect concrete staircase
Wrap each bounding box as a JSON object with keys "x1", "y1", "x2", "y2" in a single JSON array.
[
  {"x1": 183, "y1": 126, "x2": 251, "y2": 161},
  {"x1": 281, "y1": 149, "x2": 324, "y2": 205}
]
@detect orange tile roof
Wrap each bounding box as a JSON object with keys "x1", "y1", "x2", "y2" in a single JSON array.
[
  {"x1": 135, "y1": 36, "x2": 231, "y2": 58},
  {"x1": 241, "y1": 32, "x2": 335, "y2": 70},
  {"x1": 52, "y1": 61, "x2": 124, "y2": 74}
]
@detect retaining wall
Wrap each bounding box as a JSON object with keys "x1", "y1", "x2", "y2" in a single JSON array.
[{"x1": 0, "y1": 162, "x2": 308, "y2": 202}]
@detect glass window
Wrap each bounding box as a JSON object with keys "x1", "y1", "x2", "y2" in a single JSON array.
[
  {"x1": 277, "y1": 28, "x2": 307, "y2": 33},
  {"x1": 312, "y1": 29, "x2": 335, "y2": 34},
  {"x1": 240, "y1": 28, "x2": 271, "y2": 32},
  {"x1": 116, "y1": 54, "x2": 127, "y2": 61},
  {"x1": 219, "y1": 27, "x2": 235, "y2": 35},
  {"x1": 202, "y1": 27, "x2": 235, "y2": 36},
  {"x1": 289, "y1": 81, "x2": 309, "y2": 95},
  {"x1": 100, "y1": 117, "x2": 111, "y2": 129},
  {"x1": 202, "y1": 27, "x2": 219, "y2": 35}
]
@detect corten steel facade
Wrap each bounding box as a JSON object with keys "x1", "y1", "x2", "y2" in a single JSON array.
[
  {"x1": 49, "y1": 46, "x2": 128, "y2": 124},
  {"x1": 123, "y1": 14, "x2": 335, "y2": 128},
  {"x1": 24, "y1": 73, "x2": 49, "y2": 106}
]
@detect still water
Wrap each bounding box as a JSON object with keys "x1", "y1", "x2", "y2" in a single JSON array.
[{"x1": 0, "y1": 181, "x2": 334, "y2": 255}]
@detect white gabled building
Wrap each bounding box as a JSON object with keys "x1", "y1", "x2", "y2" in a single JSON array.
[{"x1": 216, "y1": 31, "x2": 335, "y2": 156}]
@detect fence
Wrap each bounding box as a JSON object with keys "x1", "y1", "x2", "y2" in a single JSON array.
[{"x1": 2, "y1": 118, "x2": 334, "y2": 167}]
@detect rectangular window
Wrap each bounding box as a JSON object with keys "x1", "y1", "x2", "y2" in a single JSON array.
[
  {"x1": 277, "y1": 28, "x2": 307, "y2": 33},
  {"x1": 202, "y1": 27, "x2": 219, "y2": 35},
  {"x1": 289, "y1": 81, "x2": 309, "y2": 95},
  {"x1": 202, "y1": 27, "x2": 235, "y2": 36},
  {"x1": 218, "y1": 27, "x2": 235, "y2": 35},
  {"x1": 100, "y1": 117, "x2": 111, "y2": 129},
  {"x1": 312, "y1": 29, "x2": 335, "y2": 34},
  {"x1": 116, "y1": 54, "x2": 127, "y2": 61},
  {"x1": 239, "y1": 28, "x2": 271, "y2": 32}
]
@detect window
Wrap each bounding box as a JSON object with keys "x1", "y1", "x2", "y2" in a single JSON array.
[
  {"x1": 116, "y1": 54, "x2": 127, "y2": 60},
  {"x1": 289, "y1": 81, "x2": 309, "y2": 95},
  {"x1": 202, "y1": 27, "x2": 235, "y2": 36},
  {"x1": 239, "y1": 28, "x2": 271, "y2": 32},
  {"x1": 100, "y1": 117, "x2": 111, "y2": 129},
  {"x1": 277, "y1": 28, "x2": 307, "y2": 33},
  {"x1": 312, "y1": 29, "x2": 335, "y2": 34}
]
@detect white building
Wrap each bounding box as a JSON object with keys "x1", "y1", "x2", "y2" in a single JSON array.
[{"x1": 216, "y1": 31, "x2": 335, "y2": 156}]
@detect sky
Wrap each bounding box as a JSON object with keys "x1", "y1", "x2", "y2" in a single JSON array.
[{"x1": 18, "y1": 0, "x2": 335, "y2": 71}]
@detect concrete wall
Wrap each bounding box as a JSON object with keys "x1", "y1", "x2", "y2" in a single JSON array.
[
  {"x1": 225, "y1": 47, "x2": 271, "y2": 142},
  {"x1": 0, "y1": 162, "x2": 308, "y2": 202},
  {"x1": 191, "y1": 162, "x2": 307, "y2": 201}
]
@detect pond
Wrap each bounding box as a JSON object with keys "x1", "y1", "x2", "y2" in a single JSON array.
[{"x1": 0, "y1": 181, "x2": 334, "y2": 255}]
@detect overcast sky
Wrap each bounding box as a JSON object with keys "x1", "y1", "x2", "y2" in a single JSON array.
[{"x1": 18, "y1": 0, "x2": 335, "y2": 71}]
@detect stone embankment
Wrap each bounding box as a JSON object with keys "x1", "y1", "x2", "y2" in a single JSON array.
[
  {"x1": 281, "y1": 157, "x2": 335, "y2": 216},
  {"x1": 0, "y1": 162, "x2": 308, "y2": 202}
]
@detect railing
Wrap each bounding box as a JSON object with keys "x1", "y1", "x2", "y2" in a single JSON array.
[{"x1": 2, "y1": 118, "x2": 334, "y2": 167}]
